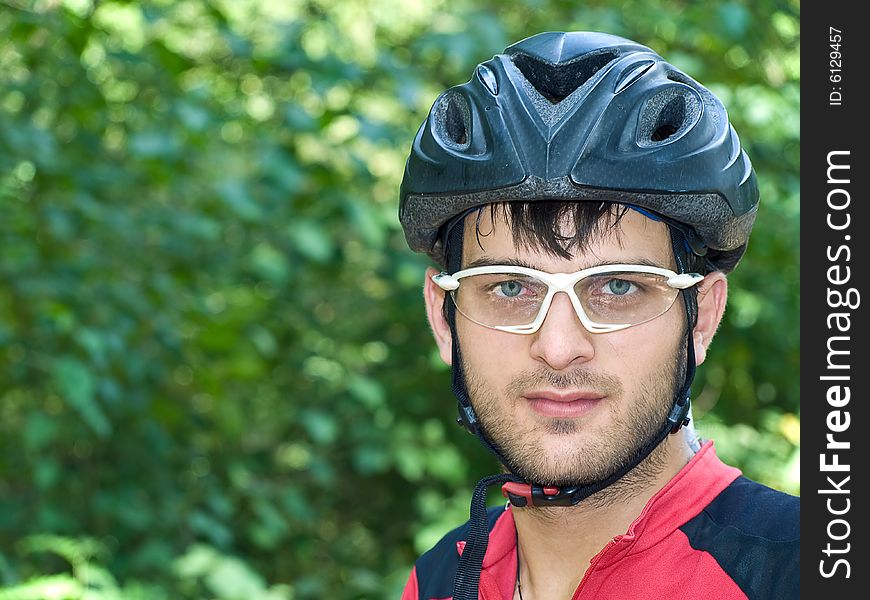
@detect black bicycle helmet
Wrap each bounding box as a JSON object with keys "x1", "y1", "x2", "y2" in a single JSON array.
[{"x1": 399, "y1": 31, "x2": 758, "y2": 273}]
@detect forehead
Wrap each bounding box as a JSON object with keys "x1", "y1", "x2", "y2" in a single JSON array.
[{"x1": 461, "y1": 204, "x2": 675, "y2": 269}]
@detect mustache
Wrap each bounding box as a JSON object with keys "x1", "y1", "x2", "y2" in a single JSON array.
[{"x1": 504, "y1": 367, "x2": 623, "y2": 397}]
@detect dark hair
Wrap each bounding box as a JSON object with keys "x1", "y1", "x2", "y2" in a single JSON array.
[
  {"x1": 487, "y1": 201, "x2": 631, "y2": 262},
  {"x1": 444, "y1": 201, "x2": 706, "y2": 271}
]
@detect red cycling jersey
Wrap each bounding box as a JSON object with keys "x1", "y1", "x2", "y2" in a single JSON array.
[{"x1": 402, "y1": 442, "x2": 799, "y2": 600}]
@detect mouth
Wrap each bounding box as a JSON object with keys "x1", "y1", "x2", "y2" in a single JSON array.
[{"x1": 522, "y1": 390, "x2": 606, "y2": 419}]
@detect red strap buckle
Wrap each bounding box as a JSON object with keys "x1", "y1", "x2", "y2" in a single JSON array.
[
  {"x1": 501, "y1": 482, "x2": 533, "y2": 503},
  {"x1": 502, "y1": 483, "x2": 564, "y2": 507}
]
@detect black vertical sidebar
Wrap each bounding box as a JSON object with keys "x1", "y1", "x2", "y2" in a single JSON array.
[{"x1": 802, "y1": 4, "x2": 867, "y2": 598}]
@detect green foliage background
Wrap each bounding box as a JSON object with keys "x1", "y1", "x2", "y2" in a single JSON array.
[{"x1": 0, "y1": 0, "x2": 798, "y2": 598}]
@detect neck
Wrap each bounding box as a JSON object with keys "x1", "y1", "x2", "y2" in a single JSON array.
[{"x1": 512, "y1": 434, "x2": 694, "y2": 600}]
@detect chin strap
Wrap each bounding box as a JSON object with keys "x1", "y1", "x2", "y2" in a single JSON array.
[
  {"x1": 500, "y1": 392, "x2": 691, "y2": 508},
  {"x1": 451, "y1": 299, "x2": 696, "y2": 600},
  {"x1": 452, "y1": 473, "x2": 521, "y2": 599},
  {"x1": 446, "y1": 216, "x2": 699, "y2": 600},
  {"x1": 452, "y1": 396, "x2": 692, "y2": 600},
  {"x1": 452, "y1": 386, "x2": 692, "y2": 600}
]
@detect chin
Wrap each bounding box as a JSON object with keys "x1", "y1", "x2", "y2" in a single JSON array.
[{"x1": 510, "y1": 436, "x2": 597, "y2": 485}]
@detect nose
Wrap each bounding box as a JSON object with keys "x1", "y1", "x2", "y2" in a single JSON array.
[{"x1": 529, "y1": 291, "x2": 596, "y2": 370}]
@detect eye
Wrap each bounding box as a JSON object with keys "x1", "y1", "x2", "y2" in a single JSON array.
[
  {"x1": 498, "y1": 280, "x2": 524, "y2": 297},
  {"x1": 605, "y1": 279, "x2": 635, "y2": 295}
]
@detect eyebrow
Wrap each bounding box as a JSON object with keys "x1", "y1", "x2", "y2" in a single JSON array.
[{"x1": 463, "y1": 257, "x2": 671, "y2": 270}]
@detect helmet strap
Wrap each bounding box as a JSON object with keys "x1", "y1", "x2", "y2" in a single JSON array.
[
  {"x1": 447, "y1": 216, "x2": 700, "y2": 600},
  {"x1": 444, "y1": 214, "x2": 507, "y2": 458}
]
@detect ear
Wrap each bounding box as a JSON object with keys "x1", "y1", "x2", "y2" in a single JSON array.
[
  {"x1": 692, "y1": 271, "x2": 728, "y2": 366},
  {"x1": 424, "y1": 267, "x2": 453, "y2": 366}
]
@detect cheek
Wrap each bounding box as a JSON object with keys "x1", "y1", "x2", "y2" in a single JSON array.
[
  {"x1": 457, "y1": 326, "x2": 527, "y2": 381},
  {"x1": 608, "y1": 315, "x2": 684, "y2": 371}
]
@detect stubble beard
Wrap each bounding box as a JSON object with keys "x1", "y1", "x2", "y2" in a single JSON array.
[{"x1": 464, "y1": 340, "x2": 687, "y2": 509}]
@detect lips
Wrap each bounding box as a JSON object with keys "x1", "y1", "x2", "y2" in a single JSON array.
[{"x1": 523, "y1": 390, "x2": 605, "y2": 418}]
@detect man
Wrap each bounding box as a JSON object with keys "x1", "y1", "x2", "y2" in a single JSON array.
[{"x1": 398, "y1": 32, "x2": 799, "y2": 600}]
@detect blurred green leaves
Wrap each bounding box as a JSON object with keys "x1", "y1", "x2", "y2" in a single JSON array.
[
  {"x1": 50, "y1": 356, "x2": 110, "y2": 438},
  {"x1": 0, "y1": 536, "x2": 292, "y2": 600},
  {"x1": 0, "y1": 0, "x2": 798, "y2": 598}
]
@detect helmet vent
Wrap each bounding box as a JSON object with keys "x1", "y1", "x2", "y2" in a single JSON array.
[
  {"x1": 434, "y1": 92, "x2": 471, "y2": 150},
  {"x1": 511, "y1": 50, "x2": 618, "y2": 104},
  {"x1": 477, "y1": 64, "x2": 499, "y2": 95},
  {"x1": 446, "y1": 97, "x2": 468, "y2": 145},
  {"x1": 651, "y1": 95, "x2": 685, "y2": 141},
  {"x1": 637, "y1": 87, "x2": 702, "y2": 148}
]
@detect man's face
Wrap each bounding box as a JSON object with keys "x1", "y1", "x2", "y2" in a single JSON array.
[{"x1": 454, "y1": 208, "x2": 687, "y2": 487}]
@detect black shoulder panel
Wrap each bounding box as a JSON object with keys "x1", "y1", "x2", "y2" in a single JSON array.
[
  {"x1": 414, "y1": 507, "x2": 506, "y2": 600},
  {"x1": 679, "y1": 476, "x2": 800, "y2": 599}
]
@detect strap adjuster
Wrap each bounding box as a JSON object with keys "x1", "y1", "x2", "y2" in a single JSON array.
[{"x1": 501, "y1": 482, "x2": 582, "y2": 507}]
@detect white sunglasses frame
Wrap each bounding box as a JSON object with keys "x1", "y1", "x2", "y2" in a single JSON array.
[{"x1": 432, "y1": 263, "x2": 704, "y2": 334}]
